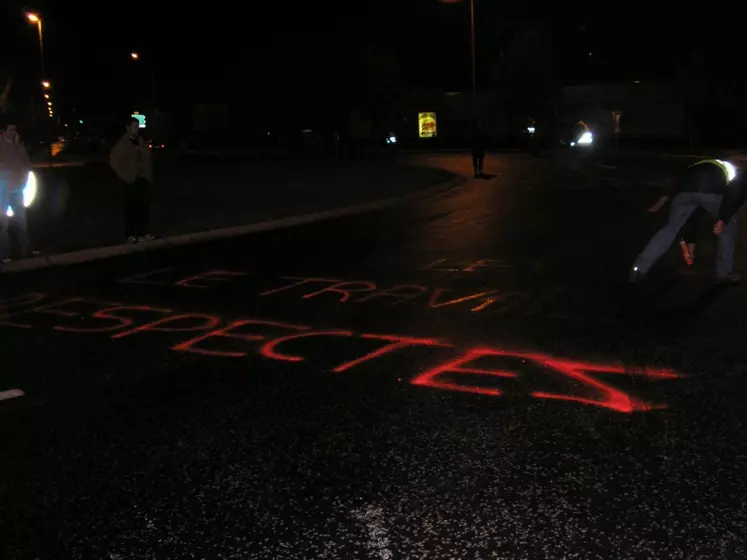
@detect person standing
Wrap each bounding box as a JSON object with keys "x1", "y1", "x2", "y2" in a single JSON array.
[
  {"x1": 0, "y1": 117, "x2": 33, "y2": 264},
  {"x1": 630, "y1": 159, "x2": 747, "y2": 284},
  {"x1": 109, "y1": 117, "x2": 154, "y2": 243},
  {"x1": 470, "y1": 121, "x2": 488, "y2": 178}
]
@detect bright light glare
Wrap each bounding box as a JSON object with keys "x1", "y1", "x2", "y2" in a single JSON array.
[
  {"x1": 7, "y1": 172, "x2": 39, "y2": 217},
  {"x1": 386, "y1": 135, "x2": 397, "y2": 144},
  {"x1": 24, "y1": 171, "x2": 37, "y2": 208},
  {"x1": 577, "y1": 131, "x2": 593, "y2": 145},
  {"x1": 717, "y1": 159, "x2": 737, "y2": 182},
  {"x1": 527, "y1": 126, "x2": 536, "y2": 134},
  {"x1": 26, "y1": 13, "x2": 40, "y2": 23}
]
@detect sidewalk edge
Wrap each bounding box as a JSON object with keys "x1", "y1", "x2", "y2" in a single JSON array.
[{"x1": 1, "y1": 174, "x2": 464, "y2": 275}]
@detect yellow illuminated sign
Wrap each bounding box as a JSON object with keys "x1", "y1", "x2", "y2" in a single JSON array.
[{"x1": 419, "y1": 112, "x2": 437, "y2": 138}]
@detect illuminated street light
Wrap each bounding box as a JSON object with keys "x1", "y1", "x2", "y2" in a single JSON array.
[
  {"x1": 42, "y1": 81, "x2": 50, "y2": 89},
  {"x1": 130, "y1": 51, "x2": 157, "y2": 122},
  {"x1": 43, "y1": 93, "x2": 49, "y2": 99},
  {"x1": 26, "y1": 13, "x2": 46, "y2": 85},
  {"x1": 47, "y1": 101, "x2": 52, "y2": 106}
]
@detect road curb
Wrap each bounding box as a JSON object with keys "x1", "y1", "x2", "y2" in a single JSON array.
[{"x1": 0, "y1": 174, "x2": 465, "y2": 275}]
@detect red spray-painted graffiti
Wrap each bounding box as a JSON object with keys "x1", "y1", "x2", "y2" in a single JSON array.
[
  {"x1": 0, "y1": 293, "x2": 683, "y2": 413},
  {"x1": 118, "y1": 268, "x2": 534, "y2": 315}
]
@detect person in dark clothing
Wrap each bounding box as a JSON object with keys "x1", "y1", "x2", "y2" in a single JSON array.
[
  {"x1": 470, "y1": 122, "x2": 488, "y2": 178},
  {"x1": 109, "y1": 117, "x2": 154, "y2": 243},
  {"x1": 631, "y1": 159, "x2": 747, "y2": 284}
]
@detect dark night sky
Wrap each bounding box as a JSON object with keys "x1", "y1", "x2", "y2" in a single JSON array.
[{"x1": 2, "y1": 3, "x2": 744, "y2": 127}]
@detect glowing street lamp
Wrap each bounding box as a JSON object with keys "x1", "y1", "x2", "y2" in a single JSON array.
[
  {"x1": 47, "y1": 101, "x2": 52, "y2": 106},
  {"x1": 26, "y1": 13, "x2": 45, "y2": 82},
  {"x1": 44, "y1": 93, "x2": 49, "y2": 99},
  {"x1": 42, "y1": 81, "x2": 50, "y2": 89},
  {"x1": 130, "y1": 51, "x2": 157, "y2": 120}
]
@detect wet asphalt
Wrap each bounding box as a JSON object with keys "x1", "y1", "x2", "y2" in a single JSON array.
[{"x1": 2, "y1": 153, "x2": 747, "y2": 559}]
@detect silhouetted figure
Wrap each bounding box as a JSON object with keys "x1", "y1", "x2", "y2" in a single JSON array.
[
  {"x1": 528, "y1": 118, "x2": 539, "y2": 156},
  {"x1": 471, "y1": 122, "x2": 488, "y2": 178},
  {"x1": 109, "y1": 117, "x2": 154, "y2": 243},
  {"x1": 0, "y1": 115, "x2": 34, "y2": 264}
]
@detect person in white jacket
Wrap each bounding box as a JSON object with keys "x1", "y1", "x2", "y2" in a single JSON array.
[{"x1": 0, "y1": 116, "x2": 33, "y2": 264}]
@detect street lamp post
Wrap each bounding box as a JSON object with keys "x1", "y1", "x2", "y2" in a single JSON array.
[
  {"x1": 440, "y1": 0, "x2": 477, "y2": 117},
  {"x1": 130, "y1": 52, "x2": 157, "y2": 120},
  {"x1": 469, "y1": 0, "x2": 476, "y2": 117},
  {"x1": 26, "y1": 13, "x2": 45, "y2": 81}
]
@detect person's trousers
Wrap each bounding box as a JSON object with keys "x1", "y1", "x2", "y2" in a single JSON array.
[
  {"x1": 0, "y1": 189, "x2": 31, "y2": 260},
  {"x1": 633, "y1": 192, "x2": 736, "y2": 278},
  {"x1": 124, "y1": 178, "x2": 151, "y2": 238},
  {"x1": 472, "y1": 151, "x2": 484, "y2": 174}
]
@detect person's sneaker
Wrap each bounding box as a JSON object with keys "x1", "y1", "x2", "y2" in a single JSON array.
[
  {"x1": 126, "y1": 236, "x2": 138, "y2": 244},
  {"x1": 139, "y1": 234, "x2": 155, "y2": 242},
  {"x1": 715, "y1": 273, "x2": 742, "y2": 285}
]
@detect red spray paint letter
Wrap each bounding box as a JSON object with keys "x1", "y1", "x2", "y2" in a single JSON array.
[
  {"x1": 258, "y1": 277, "x2": 339, "y2": 296},
  {"x1": 54, "y1": 305, "x2": 170, "y2": 333},
  {"x1": 173, "y1": 319, "x2": 308, "y2": 357},
  {"x1": 427, "y1": 289, "x2": 499, "y2": 312},
  {"x1": 173, "y1": 270, "x2": 247, "y2": 289},
  {"x1": 411, "y1": 348, "x2": 519, "y2": 397},
  {"x1": 356, "y1": 285, "x2": 428, "y2": 305},
  {"x1": 261, "y1": 330, "x2": 354, "y2": 363},
  {"x1": 302, "y1": 282, "x2": 377, "y2": 302},
  {"x1": 528, "y1": 356, "x2": 681, "y2": 413},
  {"x1": 333, "y1": 333, "x2": 445, "y2": 372},
  {"x1": 0, "y1": 293, "x2": 48, "y2": 328},
  {"x1": 112, "y1": 313, "x2": 221, "y2": 339}
]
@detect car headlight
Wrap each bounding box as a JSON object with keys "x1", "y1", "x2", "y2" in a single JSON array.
[{"x1": 577, "y1": 131, "x2": 593, "y2": 145}]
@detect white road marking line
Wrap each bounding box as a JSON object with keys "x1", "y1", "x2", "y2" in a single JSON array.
[
  {"x1": 648, "y1": 196, "x2": 669, "y2": 213},
  {"x1": 0, "y1": 389, "x2": 25, "y2": 402}
]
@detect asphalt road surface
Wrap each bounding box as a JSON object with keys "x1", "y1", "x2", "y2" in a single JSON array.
[{"x1": 2, "y1": 153, "x2": 747, "y2": 559}]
